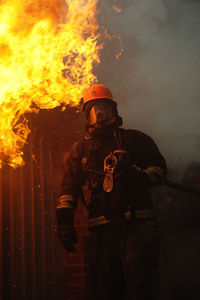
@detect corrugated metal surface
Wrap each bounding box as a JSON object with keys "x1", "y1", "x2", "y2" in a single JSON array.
[{"x1": 0, "y1": 109, "x2": 86, "y2": 300}]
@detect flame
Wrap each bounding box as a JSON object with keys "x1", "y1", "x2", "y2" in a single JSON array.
[
  {"x1": 113, "y1": 5, "x2": 122, "y2": 13},
  {"x1": 0, "y1": 0, "x2": 101, "y2": 168},
  {"x1": 112, "y1": 0, "x2": 122, "y2": 13}
]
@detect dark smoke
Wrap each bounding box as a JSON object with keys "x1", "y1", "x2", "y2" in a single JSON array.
[{"x1": 95, "y1": 0, "x2": 200, "y2": 181}]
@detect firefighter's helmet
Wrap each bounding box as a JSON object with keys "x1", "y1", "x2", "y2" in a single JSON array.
[
  {"x1": 82, "y1": 84, "x2": 117, "y2": 112},
  {"x1": 81, "y1": 84, "x2": 123, "y2": 129}
]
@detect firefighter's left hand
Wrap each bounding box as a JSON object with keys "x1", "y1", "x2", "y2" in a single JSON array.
[{"x1": 57, "y1": 224, "x2": 77, "y2": 252}]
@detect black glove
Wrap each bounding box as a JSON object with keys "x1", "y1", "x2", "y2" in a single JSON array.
[
  {"x1": 57, "y1": 224, "x2": 77, "y2": 252},
  {"x1": 113, "y1": 150, "x2": 163, "y2": 186},
  {"x1": 114, "y1": 158, "x2": 150, "y2": 186},
  {"x1": 56, "y1": 208, "x2": 77, "y2": 252},
  {"x1": 114, "y1": 158, "x2": 133, "y2": 174}
]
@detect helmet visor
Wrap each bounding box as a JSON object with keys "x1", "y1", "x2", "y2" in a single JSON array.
[{"x1": 88, "y1": 102, "x2": 115, "y2": 125}]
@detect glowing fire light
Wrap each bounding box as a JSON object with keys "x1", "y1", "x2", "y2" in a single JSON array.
[
  {"x1": 0, "y1": 0, "x2": 101, "y2": 168},
  {"x1": 113, "y1": 5, "x2": 122, "y2": 13}
]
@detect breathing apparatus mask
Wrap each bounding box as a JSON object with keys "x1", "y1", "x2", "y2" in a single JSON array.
[
  {"x1": 88, "y1": 101, "x2": 116, "y2": 128},
  {"x1": 81, "y1": 84, "x2": 123, "y2": 133}
]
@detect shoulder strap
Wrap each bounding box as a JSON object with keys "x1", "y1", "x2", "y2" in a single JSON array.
[
  {"x1": 79, "y1": 136, "x2": 94, "y2": 210},
  {"x1": 80, "y1": 188, "x2": 89, "y2": 210},
  {"x1": 80, "y1": 135, "x2": 92, "y2": 169}
]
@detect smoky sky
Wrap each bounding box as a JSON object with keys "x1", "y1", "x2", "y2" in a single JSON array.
[{"x1": 95, "y1": 0, "x2": 200, "y2": 180}]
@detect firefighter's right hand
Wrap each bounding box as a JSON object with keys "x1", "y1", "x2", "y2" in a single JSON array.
[
  {"x1": 57, "y1": 224, "x2": 77, "y2": 252},
  {"x1": 114, "y1": 157, "x2": 133, "y2": 174}
]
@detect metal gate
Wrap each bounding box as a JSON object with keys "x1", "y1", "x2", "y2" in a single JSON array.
[{"x1": 0, "y1": 108, "x2": 86, "y2": 300}]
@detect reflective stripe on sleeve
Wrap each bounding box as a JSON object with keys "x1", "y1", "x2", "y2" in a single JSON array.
[
  {"x1": 56, "y1": 194, "x2": 75, "y2": 210},
  {"x1": 145, "y1": 166, "x2": 165, "y2": 183}
]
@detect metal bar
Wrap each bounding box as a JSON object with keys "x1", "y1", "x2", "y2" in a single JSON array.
[
  {"x1": 20, "y1": 167, "x2": 26, "y2": 300},
  {"x1": 30, "y1": 141, "x2": 36, "y2": 300},
  {"x1": 2, "y1": 165, "x2": 11, "y2": 299},
  {"x1": 48, "y1": 143, "x2": 56, "y2": 297},
  {"x1": 0, "y1": 167, "x2": 2, "y2": 300},
  {"x1": 39, "y1": 136, "x2": 46, "y2": 300},
  {"x1": 9, "y1": 167, "x2": 15, "y2": 300}
]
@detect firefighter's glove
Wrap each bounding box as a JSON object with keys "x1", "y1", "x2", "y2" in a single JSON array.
[
  {"x1": 114, "y1": 158, "x2": 133, "y2": 175},
  {"x1": 114, "y1": 159, "x2": 151, "y2": 186},
  {"x1": 56, "y1": 208, "x2": 77, "y2": 253},
  {"x1": 57, "y1": 224, "x2": 77, "y2": 252},
  {"x1": 112, "y1": 148, "x2": 164, "y2": 186},
  {"x1": 132, "y1": 165, "x2": 164, "y2": 186},
  {"x1": 132, "y1": 165, "x2": 150, "y2": 186}
]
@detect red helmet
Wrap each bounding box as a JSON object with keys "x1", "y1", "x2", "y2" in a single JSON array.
[{"x1": 82, "y1": 84, "x2": 116, "y2": 111}]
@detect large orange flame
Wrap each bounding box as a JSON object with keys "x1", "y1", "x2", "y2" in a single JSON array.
[{"x1": 0, "y1": 0, "x2": 101, "y2": 168}]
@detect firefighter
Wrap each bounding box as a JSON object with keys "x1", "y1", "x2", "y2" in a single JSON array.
[{"x1": 56, "y1": 84, "x2": 167, "y2": 300}]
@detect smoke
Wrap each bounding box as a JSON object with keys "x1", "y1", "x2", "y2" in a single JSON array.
[
  {"x1": 95, "y1": 0, "x2": 200, "y2": 180},
  {"x1": 94, "y1": 2, "x2": 200, "y2": 297}
]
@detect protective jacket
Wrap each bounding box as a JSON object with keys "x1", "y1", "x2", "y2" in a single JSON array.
[{"x1": 57, "y1": 127, "x2": 167, "y2": 227}]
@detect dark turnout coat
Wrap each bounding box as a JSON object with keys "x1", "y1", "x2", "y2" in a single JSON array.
[{"x1": 58, "y1": 127, "x2": 167, "y2": 226}]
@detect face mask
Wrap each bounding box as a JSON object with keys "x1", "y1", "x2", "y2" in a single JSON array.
[{"x1": 88, "y1": 102, "x2": 115, "y2": 126}]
